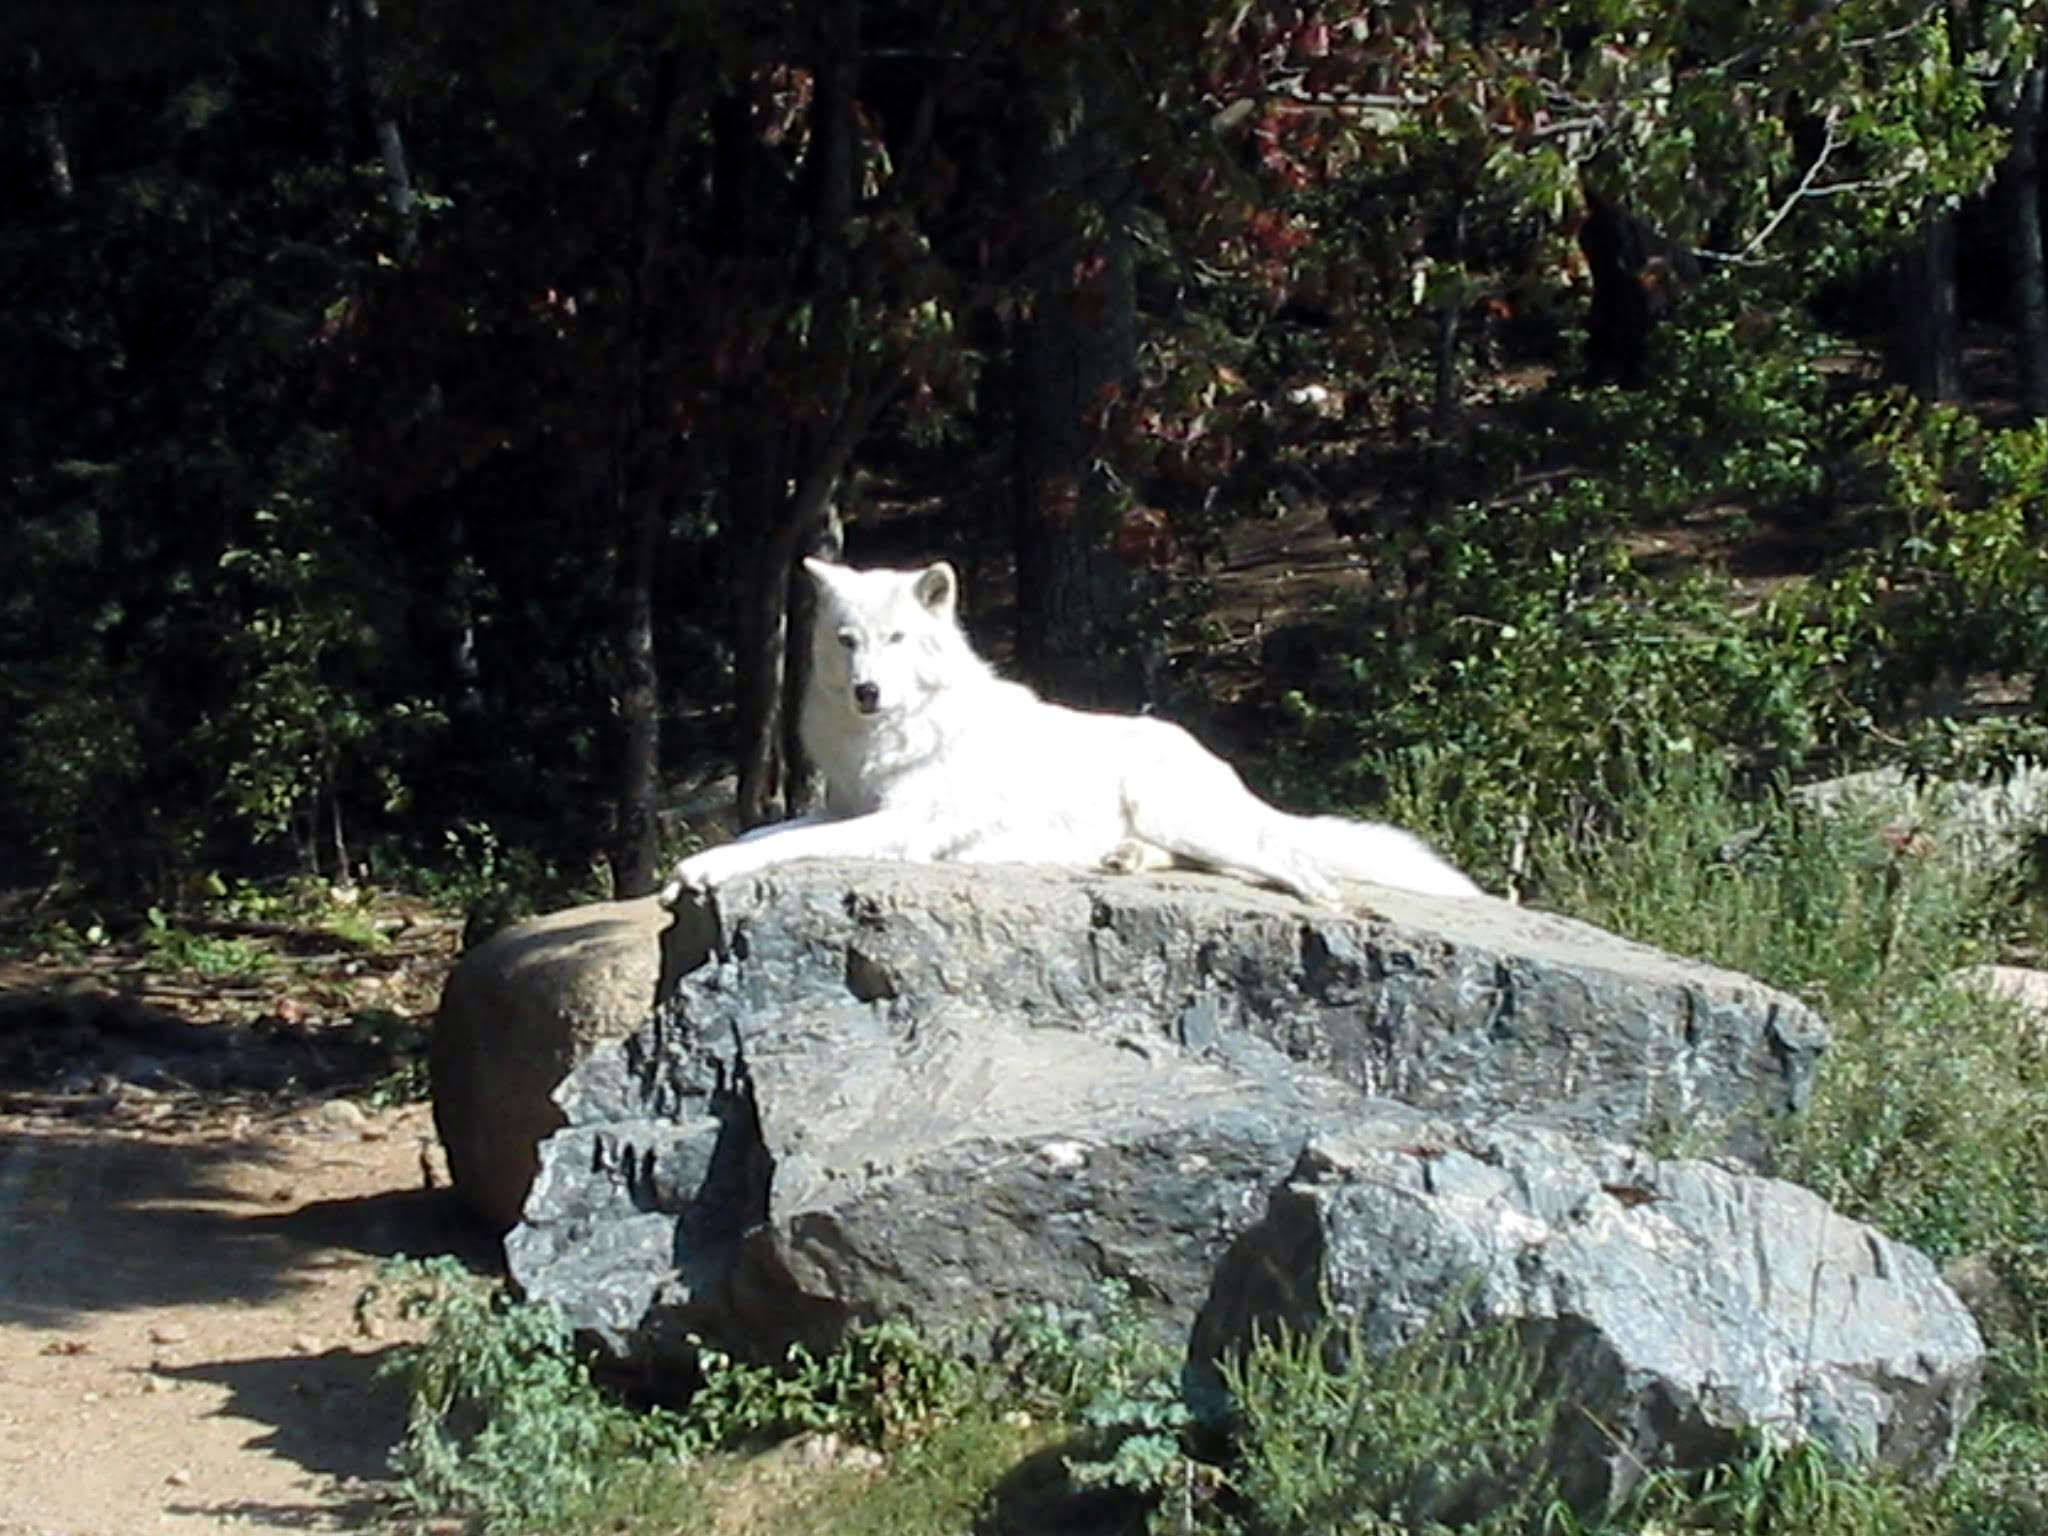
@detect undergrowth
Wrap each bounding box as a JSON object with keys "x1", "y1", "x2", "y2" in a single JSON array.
[{"x1": 1222, "y1": 1302, "x2": 1559, "y2": 1536}]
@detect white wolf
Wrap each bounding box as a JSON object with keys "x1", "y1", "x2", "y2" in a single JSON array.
[{"x1": 663, "y1": 559, "x2": 1479, "y2": 908}]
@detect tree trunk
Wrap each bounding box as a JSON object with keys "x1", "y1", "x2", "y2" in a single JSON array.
[
  {"x1": 604, "y1": 49, "x2": 693, "y2": 896},
  {"x1": 321, "y1": 0, "x2": 350, "y2": 166},
  {"x1": 1009, "y1": 69, "x2": 1150, "y2": 711},
  {"x1": 2010, "y1": 65, "x2": 2048, "y2": 420},
  {"x1": 23, "y1": 48, "x2": 74, "y2": 202},
  {"x1": 349, "y1": 0, "x2": 417, "y2": 257},
  {"x1": 778, "y1": 0, "x2": 860, "y2": 817},
  {"x1": 1890, "y1": 214, "x2": 1962, "y2": 402},
  {"x1": 733, "y1": 417, "x2": 872, "y2": 827},
  {"x1": 608, "y1": 483, "x2": 663, "y2": 896},
  {"x1": 731, "y1": 432, "x2": 793, "y2": 829},
  {"x1": 731, "y1": 0, "x2": 880, "y2": 828},
  {"x1": 1579, "y1": 189, "x2": 1657, "y2": 387},
  {"x1": 1424, "y1": 198, "x2": 1467, "y2": 512}
]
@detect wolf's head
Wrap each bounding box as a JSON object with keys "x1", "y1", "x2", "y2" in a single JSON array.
[{"x1": 803, "y1": 559, "x2": 970, "y2": 719}]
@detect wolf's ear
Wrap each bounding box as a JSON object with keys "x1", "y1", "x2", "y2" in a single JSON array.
[
  {"x1": 913, "y1": 561, "x2": 958, "y2": 618},
  {"x1": 802, "y1": 557, "x2": 845, "y2": 590}
]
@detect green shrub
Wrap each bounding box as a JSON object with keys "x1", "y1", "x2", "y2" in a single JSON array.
[
  {"x1": 139, "y1": 905, "x2": 276, "y2": 978},
  {"x1": 366, "y1": 1257, "x2": 689, "y2": 1532},
  {"x1": 1554, "y1": 1434, "x2": 1928, "y2": 1536},
  {"x1": 1269, "y1": 279, "x2": 2048, "y2": 890},
  {"x1": 681, "y1": 1320, "x2": 970, "y2": 1452},
  {"x1": 368, "y1": 1258, "x2": 984, "y2": 1532},
  {"x1": 1220, "y1": 1301, "x2": 1557, "y2": 1536},
  {"x1": 1001, "y1": 1280, "x2": 1217, "y2": 1533}
]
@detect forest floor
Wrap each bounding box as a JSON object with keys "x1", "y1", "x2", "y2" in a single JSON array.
[{"x1": 0, "y1": 903, "x2": 490, "y2": 1536}]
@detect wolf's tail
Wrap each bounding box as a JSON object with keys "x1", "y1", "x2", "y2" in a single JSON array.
[{"x1": 1296, "y1": 815, "x2": 1482, "y2": 899}]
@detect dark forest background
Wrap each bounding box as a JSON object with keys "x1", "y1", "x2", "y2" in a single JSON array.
[{"x1": 4, "y1": 0, "x2": 2046, "y2": 912}]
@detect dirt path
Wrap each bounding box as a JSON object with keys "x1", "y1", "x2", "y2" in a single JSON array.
[
  {"x1": 0, "y1": 904, "x2": 485, "y2": 1536},
  {"x1": 0, "y1": 1090, "x2": 488, "y2": 1535}
]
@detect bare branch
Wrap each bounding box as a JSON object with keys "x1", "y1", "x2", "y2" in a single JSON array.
[{"x1": 1689, "y1": 108, "x2": 1914, "y2": 266}]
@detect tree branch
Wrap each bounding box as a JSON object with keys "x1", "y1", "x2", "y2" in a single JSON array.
[{"x1": 1691, "y1": 109, "x2": 1911, "y2": 266}]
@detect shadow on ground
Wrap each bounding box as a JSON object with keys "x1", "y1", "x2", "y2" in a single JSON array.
[
  {"x1": 0, "y1": 1118, "x2": 494, "y2": 1329},
  {"x1": 160, "y1": 1342, "x2": 415, "y2": 1487}
]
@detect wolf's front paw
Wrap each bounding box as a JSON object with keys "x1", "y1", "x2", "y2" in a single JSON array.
[
  {"x1": 659, "y1": 844, "x2": 750, "y2": 907},
  {"x1": 1100, "y1": 838, "x2": 1173, "y2": 876},
  {"x1": 1099, "y1": 839, "x2": 1149, "y2": 875}
]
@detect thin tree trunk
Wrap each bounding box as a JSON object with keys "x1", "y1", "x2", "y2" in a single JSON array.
[
  {"x1": 1009, "y1": 68, "x2": 1150, "y2": 711},
  {"x1": 604, "y1": 49, "x2": 695, "y2": 896},
  {"x1": 1579, "y1": 188, "x2": 1656, "y2": 387},
  {"x1": 321, "y1": 0, "x2": 350, "y2": 166},
  {"x1": 779, "y1": 0, "x2": 861, "y2": 817},
  {"x1": 735, "y1": 396, "x2": 884, "y2": 827},
  {"x1": 1425, "y1": 198, "x2": 1466, "y2": 513},
  {"x1": 1891, "y1": 214, "x2": 1962, "y2": 402},
  {"x1": 609, "y1": 484, "x2": 663, "y2": 895},
  {"x1": 349, "y1": 0, "x2": 416, "y2": 257},
  {"x1": 24, "y1": 48, "x2": 73, "y2": 202},
  {"x1": 2010, "y1": 65, "x2": 2048, "y2": 419},
  {"x1": 732, "y1": 432, "x2": 792, "y2": 829},
  {"x1": 734, "y1": 0, "x2": 882, "y2": 828}
]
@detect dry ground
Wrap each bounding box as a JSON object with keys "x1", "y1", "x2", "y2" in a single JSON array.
[{"x1": 0, "y1": 912, "x2": 491, "y2": 1536}]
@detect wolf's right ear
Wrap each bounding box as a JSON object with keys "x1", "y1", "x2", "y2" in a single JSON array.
[
  {"x1": 913, "y1": 561, "x2": 958, "y2": 618},
  {"x1": 802, "y1": 557, "x2": 844, "y2": 589}
]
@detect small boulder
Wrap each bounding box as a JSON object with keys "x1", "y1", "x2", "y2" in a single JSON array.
[
  {"x1": 1188, "y1": 1121, "x2": 1984, "y2": 1506},
  {"x1": 430, "y1": 895, "x2": 709, "y2": 1229}
]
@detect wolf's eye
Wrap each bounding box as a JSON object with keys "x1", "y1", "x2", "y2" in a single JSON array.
[
  {"x1": 884, "y1": 631, "x2": 906, "y2": 646},
  {"x1": 837, "y1": 630, "x2": 859, "y2": 650}
]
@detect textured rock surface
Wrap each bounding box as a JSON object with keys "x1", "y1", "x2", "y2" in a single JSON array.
[
  {"x1": 506, "y1": 860, "x2": 1829, "y2": 1364},
  {"x1": 1188, "y1": 1121, "x2": 1984, "y2": 1496},
  {"x1": 430, "y1": 895, "x2": 708, "y2": 1229}
]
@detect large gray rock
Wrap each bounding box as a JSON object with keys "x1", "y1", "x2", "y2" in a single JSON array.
[
  {"x1": 506, "y1": 861, "x2": 1829, "y2": 1368},
  {"x1": 1189, "y1": 1121, "x2": 1984, "y2": 1499},
  {"x1": 431, "y1": 895, "x2": 710, "y2": 1229}
]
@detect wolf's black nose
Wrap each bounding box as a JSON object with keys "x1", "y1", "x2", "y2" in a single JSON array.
[{"x1": 853, "y1": 682, "x2": 880, "y2": 712}]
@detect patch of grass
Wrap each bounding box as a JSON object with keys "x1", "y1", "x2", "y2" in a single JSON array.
[
  {"x1": 1220, "y1": 1301, "x2": 1558, "y2": 1536},
  {"x1": 140, "y1": 905, "x2": 277, "y2": 978},
  {"x1": 681, "y1": 1319, "x2": 972, "y2": 1452},
  {"x1": 1549, "y1": 1435, "x2": 1933, "y2": 1536},
  {"x1": 758, "y1": 1411, "x2": 1060, "y2": 1536}
]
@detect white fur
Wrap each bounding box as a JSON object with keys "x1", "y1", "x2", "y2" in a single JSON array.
[{"x1": 664, "y1": 560, "x2": 1481, "y2": 907}]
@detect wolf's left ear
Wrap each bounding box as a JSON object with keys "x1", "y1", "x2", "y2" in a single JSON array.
[{"x1": 914, "y1": 561, "x2": 958, "y2": 618}]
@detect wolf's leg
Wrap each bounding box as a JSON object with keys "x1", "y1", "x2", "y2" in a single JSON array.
[
  {"x1": 663, "y1": 808, "x2": 933, "y2": 901},
  {"x1": 1118, "y1": 725, "x2": 1344, "y2": 906}
]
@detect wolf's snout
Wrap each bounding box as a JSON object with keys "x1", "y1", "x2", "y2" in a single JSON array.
[{"x1": 853, "y1": 682, "x2": 881, "y2": 713}]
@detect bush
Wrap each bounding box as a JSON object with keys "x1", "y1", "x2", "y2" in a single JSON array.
[
  {"x1": 366, "y1": 1257, "x2": 689, "y2": 1532},
  {"x1": 1220, "y1": 1300, "x2": 1557, "y2": 1536}
]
